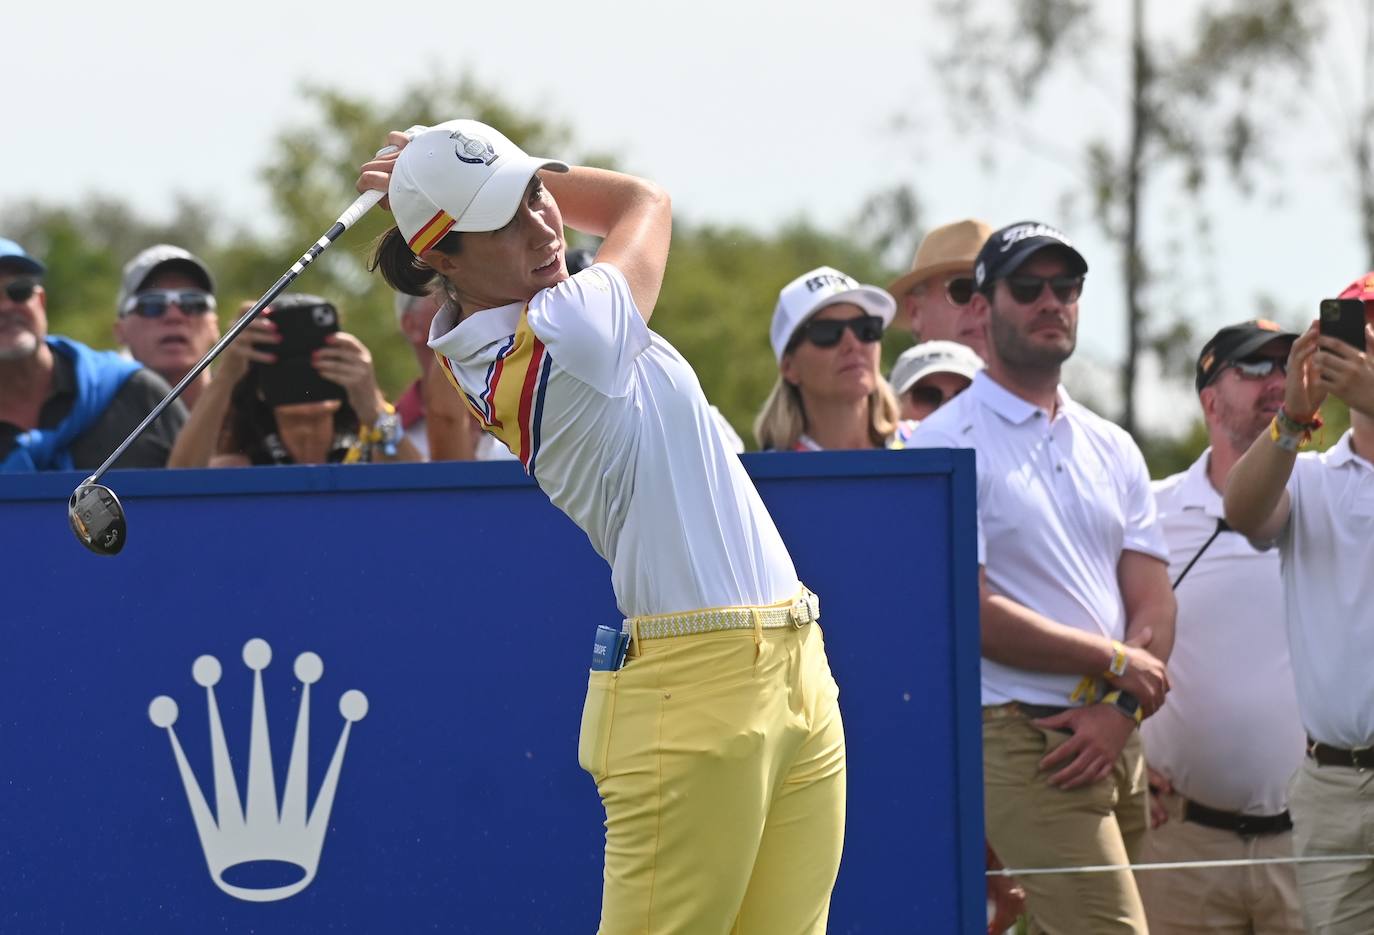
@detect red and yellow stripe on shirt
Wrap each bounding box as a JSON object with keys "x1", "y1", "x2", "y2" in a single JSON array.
[
  {"x1": 408, "y1": 209, "x2": 457, "y2": 254},
  {"x1": 433, "y1": 308, "x2": 554, "y2": 477}
]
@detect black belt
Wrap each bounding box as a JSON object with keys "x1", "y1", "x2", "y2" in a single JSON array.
[
  {"x1": 1308, "y1": 737, "x2": 1374, "y2": 770},
  {"x1": 1182, "y1": 798, "x2": 1292, "y2": 837},
  {"x1": 1014, "y1": 703, "x2": 1073, "y2": 732}
]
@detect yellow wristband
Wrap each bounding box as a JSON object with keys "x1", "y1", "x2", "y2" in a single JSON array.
[{"x1": 1104, "y1": 640, "x2": 1128, "y2": 678}]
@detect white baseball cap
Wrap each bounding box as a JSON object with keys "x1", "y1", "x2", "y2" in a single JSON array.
[
  {"x1": 389, "y1": 119, "x2": 569, "y2": 254},
  {"x1": 888, "y1": 340, "x2": 984, "y2": 395},
  {"x1": 769, "y1": 266, "x2": 896, "y2": 363}
]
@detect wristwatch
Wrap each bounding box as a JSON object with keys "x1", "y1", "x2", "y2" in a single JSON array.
[
  {"x1": 372, "y1": 404, "x2": 402, "y2": 457},
  {"x1": 360, "y1": 401, "x2": 402, "y2": 458},
  {"x1": 1103, "y1": 689, "x2": 1143, "y2": 726}
]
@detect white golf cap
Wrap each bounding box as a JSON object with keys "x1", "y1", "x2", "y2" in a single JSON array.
[
  {"x1": 888, "y1": 340, "x2": 984, "y2": 395},
  {"x1": 769, "y1": 266, "x2": 896, "y2": 363},
  {"x1": 389, "y1": 119, "x2": 569, "y2": 254}
]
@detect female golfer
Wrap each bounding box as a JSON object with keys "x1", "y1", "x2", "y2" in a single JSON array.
[
  {"x1": 359, "y1": 120, "x2": 845, "y2": 935},
  {"x1": 754, "y1": 265, "x2": 904, "y2": 451}
]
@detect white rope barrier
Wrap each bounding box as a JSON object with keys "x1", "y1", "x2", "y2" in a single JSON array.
[{"x1": 989, "y1": 854, "x2": 1374, "y2": 877}]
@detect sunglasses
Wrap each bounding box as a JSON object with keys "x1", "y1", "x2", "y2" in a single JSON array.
[
  {"x1": 121, "y1": 289, "x2": 217, "y2": 319},
  {"x1": 943, "y1": 277, "x2": 976, "y2": 306},
  {"x1": 1003, "y1": 274, "x2": 1084, "y2": 305},
  {"x1": 793, "y1": 314, "x2": 885, "y2": 349},
  {"x1": 1227, "y1": 356, "x2": 1288, "y2": 380},
  {"x1": 909, "y1": 382, "x2": 970, "y2": 409},
  {"x1": 2, "y1": 278, "x2": 38, "y2": 304}
]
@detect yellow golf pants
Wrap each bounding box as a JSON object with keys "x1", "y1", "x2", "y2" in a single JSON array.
[{"x1": 578, "y1": 618, "x2": 846, "y2": 934}]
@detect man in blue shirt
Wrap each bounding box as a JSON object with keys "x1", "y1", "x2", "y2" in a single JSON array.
[{"x1": 0, "y1": 237, "x2": 186, "y2": 472}]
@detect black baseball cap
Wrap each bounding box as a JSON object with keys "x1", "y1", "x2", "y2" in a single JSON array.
[
  {"x1": 1195, "y1": 319, "x2": 1298, "y2": 392},
  {"x1": 973, "y1": 221, "x2": 1089, "y2": 290}
]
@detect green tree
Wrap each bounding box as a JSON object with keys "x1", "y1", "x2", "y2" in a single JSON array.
[{"x1": 936, "y1": 0, "x2": 1322, "y2": 436}]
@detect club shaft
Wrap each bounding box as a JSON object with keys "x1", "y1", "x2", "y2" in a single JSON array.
[{"x1": 85, "y1": 189, "x2": 385, "y2": 485}]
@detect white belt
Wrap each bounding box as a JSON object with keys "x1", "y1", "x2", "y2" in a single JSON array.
[{"x1": 626, "y1": 587, "x2": 820, "y2": 641}]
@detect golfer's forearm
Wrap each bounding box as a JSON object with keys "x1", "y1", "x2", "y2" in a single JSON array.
[
  {"x1": 543, "y1": 167, "x2": 666, "y2": 240},
  {"x1": 1224, "y1": 432, "x2": 1295, "y2": 537}
]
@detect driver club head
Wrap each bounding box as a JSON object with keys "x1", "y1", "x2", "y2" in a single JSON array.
[{"x1": 69, "y1": 482, "x2": 127, "y2": 556}]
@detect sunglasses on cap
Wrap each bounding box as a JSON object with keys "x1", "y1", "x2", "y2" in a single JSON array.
[
  {"x1": 1226, "y1": 356, "x2": 1288, "y2": 380},
  {"x1": 121, "y1": 289, "x2": 217, "y2": 319},
  {"x1": 2, "y1": 278, "x2": 38, "y2": 304},
  {"x1": 1003, "y1": 274, "x2": 1084, "y2": 305},
  {"x1": 792, "y1": 314, "x2": 885, "y2": 350},
  {"x1": 909, "y1": 382, "x2": 970, "y2": 409}
]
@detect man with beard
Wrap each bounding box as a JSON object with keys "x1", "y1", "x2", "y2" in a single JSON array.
[
  {"x1": 0, "y1": 238, "x2": 185, "y2": 472},
  {"x1": 115, "y1": 244, "x2": 220, "y2": 410},
  {"x1": 1138, "y1": 321, "x2": 1306, "y2": 934},
  {"x1": 1226, "y1": 275, "x2": 1374, "y2": 934},
  {"x1": 912, "y1": 221, "x2": 1176, "y2": 933}
]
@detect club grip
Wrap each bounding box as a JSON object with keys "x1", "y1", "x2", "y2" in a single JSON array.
[{"x1": 336, "y1": 189, "x2": 385, "y2": 230}]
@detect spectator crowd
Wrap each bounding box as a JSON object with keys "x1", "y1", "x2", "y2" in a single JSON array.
[{"x1": 4, "y1": 209, "x2": 1373, "y2": 934}]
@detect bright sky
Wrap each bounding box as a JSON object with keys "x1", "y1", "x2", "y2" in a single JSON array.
[{"x1": 10, "y1": 1, "x2": 1369, "y2": 430}]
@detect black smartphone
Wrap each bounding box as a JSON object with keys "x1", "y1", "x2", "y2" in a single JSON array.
[
  {"x1": 254, "y1": 297, "x2": 347, "y2": 407},
  {"x1": 1319, "y1": 298, "x2": 1367, "y2": 352}
]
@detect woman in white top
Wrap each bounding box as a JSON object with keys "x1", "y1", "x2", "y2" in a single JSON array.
[
  {"x1": 754, "y1": 265, "x2": 905, "y2": 451},
  {"x1": 360, "y1": 120, "x2": 845, "y2": 935}
]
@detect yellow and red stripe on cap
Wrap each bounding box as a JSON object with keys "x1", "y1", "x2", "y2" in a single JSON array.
[
  {"x1": 408, "y1": 209, "x2": 457, "y2": 254},
  {"x1": 431, "y1": 307, "x2": 554, "y2": 478}
]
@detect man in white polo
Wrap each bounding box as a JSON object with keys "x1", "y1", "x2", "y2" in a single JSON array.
[
  {"x1": 1139, "y1": 320, "x2": 1306, "y2": 934},
  {"x1": 1226, "y1": 274, "x2": 1374, "y2": 934},
  {"x1": 913, "y1": 220, "x2": 1176, "y2": 933}
]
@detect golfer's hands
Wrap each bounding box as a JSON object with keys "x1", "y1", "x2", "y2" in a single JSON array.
[
  {"x1": 313, "y1": 332, "x2": 385, "y2": 425},
  {"x1": 1316, "y1": 323, "x2": 1374, "y2": 417},
  {"x1": 356, "y1": 130, "x2": 414, "y2": 209},
  {"x1": 1147, "y1": 765, "x2": 1173, "y2": 829},
  {"x1": 1285, "y1": 324, "x2": 1328, "y2": 420},
  {"x1": 1105, "y1": 626, "x2": 1169, "y2": 716},
  {"x1": 1034, "y1": 703, "x2": 1135, "y2": 789},
  {"x1": 215, "y1": 301, "x2": 280, "y2": 384}
]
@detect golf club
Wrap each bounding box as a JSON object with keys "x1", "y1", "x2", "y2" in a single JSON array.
[{"x1": 68, "y1": 159, "x2": 397, "y2": 555}]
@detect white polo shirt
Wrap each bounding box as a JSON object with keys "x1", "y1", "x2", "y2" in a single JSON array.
[
  {"x1": 1271, "y1": 431, "x2": 1374, "y2": 748},
  {"x1": 1143, "y1": 451, "x2": 1304, "y2": 815},
  {"x1": 911, "y1": 372, "x2": 1168, "y2": 707},
  {"x1": 428, "y1": 263, "x2": 798, "y2": 618}
]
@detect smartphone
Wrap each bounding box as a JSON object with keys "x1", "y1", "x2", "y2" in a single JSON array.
[
  {"x1": 254, "y1": 297, "x2": 347, "y2": 407},
  {"x1": 1319, "y1": 298, "x2": 1367, "y2": 352}
]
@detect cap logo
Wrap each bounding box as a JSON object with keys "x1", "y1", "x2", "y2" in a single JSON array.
[
  {"x1": 451, "y1": 131, "x2": 497, "y2": 166},
  {"x1": 974, "y1": 261, "x2": 986, "y2": 287},
  {"x1": 1200, "y1": 351, "x2": 1215, "y2": 373},
  {"x1": 1256, "y1": 319, "x2": 1280, "y2": 331},
  {"x1": 998, "y1": 222, "x2": 1072, "y2": 253},
  {"x1": 804, "y1": 272, "x2": 856, "y2": 293}
]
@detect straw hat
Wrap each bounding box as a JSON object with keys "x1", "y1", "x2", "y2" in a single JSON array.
[{"x1": 887, "y1": 219, "x2": 992, "y2": 329}]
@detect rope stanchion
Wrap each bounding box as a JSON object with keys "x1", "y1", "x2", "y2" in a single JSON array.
[{"x1": 988, "y1": 853, "x2": 1374, "y2": 877}]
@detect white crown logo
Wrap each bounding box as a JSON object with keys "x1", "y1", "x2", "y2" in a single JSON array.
[{"x1": 148, "y1": 638, "x2": 369, "y2": 902}]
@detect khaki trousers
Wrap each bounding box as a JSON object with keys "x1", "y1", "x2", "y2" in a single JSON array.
[
  {"x1": 983, "y1": 704, "x2": 1150, "y2": 935},
  {"x1": 1137, "y1": 791, "x2": 1304, "y2": 934},
  {"x1": 579, "y1": 620, "x2": 846, "y2": 935},
  {"x1": 1288, "y1": 757, "x2": 1374, "y2": 934}
]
